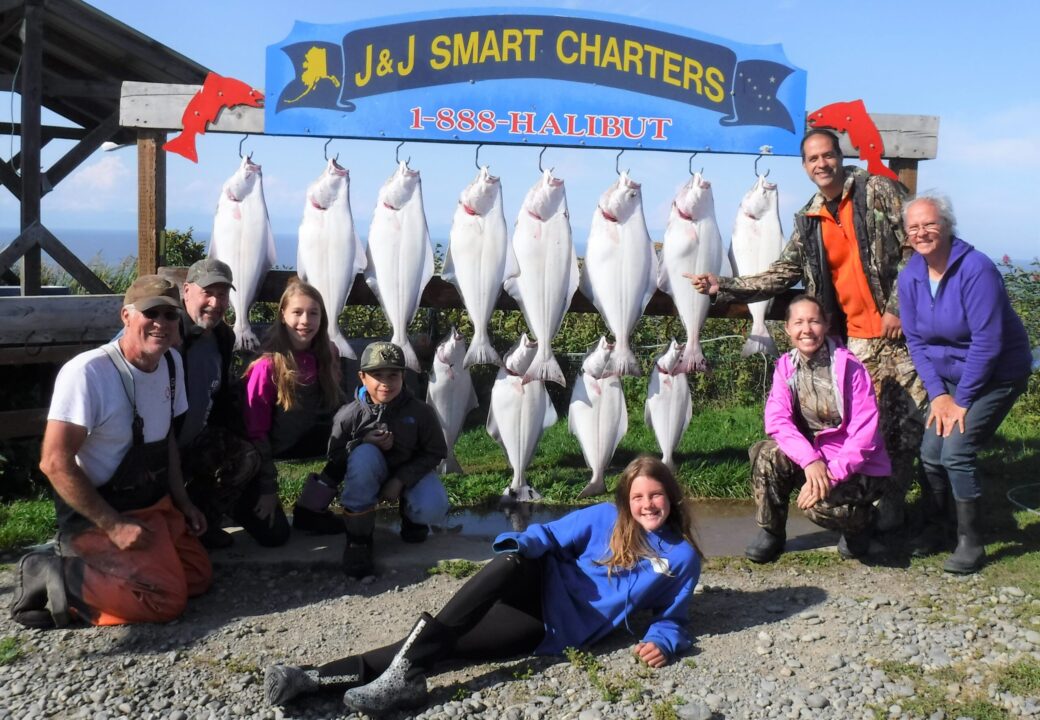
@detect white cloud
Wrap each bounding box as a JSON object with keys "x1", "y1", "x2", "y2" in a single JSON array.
[
  {"x1": 940, "y1": 102, "x2": 1040, "y2": 168},
  {"x1": 46, "y1": 155, "x2": 134, "y2": 212}
]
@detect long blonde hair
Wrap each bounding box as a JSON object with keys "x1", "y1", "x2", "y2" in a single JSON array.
[
  {"x1": 600, "y1": 455, "x2": 703, "y2": 576},
  {"x1": 245, "y1": 279, "x2": 341, "y2": 411}
]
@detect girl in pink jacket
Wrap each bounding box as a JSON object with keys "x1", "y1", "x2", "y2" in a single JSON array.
[{"x1": 745, "y1": 295, "x2": 892, "y2": 564}]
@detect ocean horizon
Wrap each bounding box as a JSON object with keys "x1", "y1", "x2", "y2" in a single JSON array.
[{"x1": 1, "y1": 227, "x2": 1035, "y2": 272}]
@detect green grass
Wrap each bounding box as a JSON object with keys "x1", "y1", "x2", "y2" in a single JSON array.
[
  {"x1": 428, "y1": 559, "x2": 484, "y2": 579},
  {"x1": 0, "y1": 636, "x2": 23, "y2": 665},
  {"x1": 0, "y1": 499, "x2": 54, "y2": 550},
  {"x1": 996, "y1": 658, "x2": 1040, "y2": 697}
]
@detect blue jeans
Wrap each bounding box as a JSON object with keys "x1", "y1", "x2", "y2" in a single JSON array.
[
  {"x1": 340, "y1": 444, "x2": 449, "y2": 525},
  {"x1": 920, "y1": 376, "x2": 1027, "y2": 501}
]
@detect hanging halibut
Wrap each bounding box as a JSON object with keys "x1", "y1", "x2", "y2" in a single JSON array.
[
  {"x1": 487, "y1": 334, "x2": 557, "y2": 503},
  {"x1": 209, "y1": 155, "x2": 276, "y2": 351},
  {"x1": 580, "y1": 172, "x2": 658, "y2": 377},
  {"x1": 658, "y1": 172, "x2": 727, "y2": 373},
  {"x1": 729, "y1": 174, "x2": 784, "y2": 357},
  {"x1": 569, "y1": 337, "x2": 629, "y2": 499},
  {"x1": 503, "y1": 169, "x2": 578, "y2": 387},
  {"x1": 644, "y1": 340, "x2": 693, "y2": 470},
  {"x1": 443, "y1": 165, "x2": 512, "y2": 368},
  {"x1": 297, "y1": 157, "x2": 366, "y2": 359},
  {"x1": 427, "y1": 326, "x2": 479, "y2": 475},
  {"x1": 364, "y1": 161, "x2": 435, "y2": 372}
]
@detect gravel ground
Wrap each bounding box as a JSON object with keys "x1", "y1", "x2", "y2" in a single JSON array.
[{"x1": 2, "y1": 550, "x2": 1039, "y2": 720}]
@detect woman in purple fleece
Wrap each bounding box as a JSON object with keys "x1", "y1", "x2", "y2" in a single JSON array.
[{"x1": 898, "y1": 193, "x2": 1031, "y2": 574}]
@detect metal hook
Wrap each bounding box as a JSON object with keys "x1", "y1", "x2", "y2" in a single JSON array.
[
  {"x1": 324, "y1": 138, "x2": 338, "y2": 162},
  {"x1": 238, "y1": 134, "x2": 248, "y2": 159},
  {"x1": 688, "y1": 152, "x2": 699, "y2": 175},
  {"x1": 615, "y1": 149, "x2": 625, "y2": 176},
  {"x1": 538, "y1": 146, "x2": 548, "y2": 173},
  {"x1": 395, "y1": 141, "x2": 409, "y2": 165},
  {"x1": 754, "y1": 154, "x2": 771, "y2": 178},
  {"x1": 475, "y1": 143, "x2": 484, "y2": 170}
]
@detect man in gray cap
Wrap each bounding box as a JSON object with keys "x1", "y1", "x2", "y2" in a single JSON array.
[
  {"x1": 12, "y1": 276, "x2": 211, "y2": 628},
  {"x1": 176, "y1": 258, "x2": 262, "y2": 549}
]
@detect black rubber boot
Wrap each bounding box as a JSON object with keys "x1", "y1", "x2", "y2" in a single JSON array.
[
  {"x1": 342, "y1": 613, "x2": 453, "y2": 715},
  {"x1": 838, "y1": 530, "x2": 871, "y2": 560},
  {"x1": 10, "y1": 547, "x2": 70, "y2": 628},
  {"x1": 399, "y1": 505, "x2": 429, "y2": 544},
  {"x1": 292, "y1": 505, "x2": 346, "y2": 535},
  {"x1": 265, "y1": 657, "x2": 367, "y2": 706},
  {"x1": 342, "y1": 511, "x2": 375, "y2": 579},
  {"x1": 944, "y1": 499, "x2": 986, "y2": 574},
  {"x1": 910, "y1": 486, "x2": 955, "y2": 557},
  {"x1": 745, "y1": 528, "x2": 785, "y2": 564}
]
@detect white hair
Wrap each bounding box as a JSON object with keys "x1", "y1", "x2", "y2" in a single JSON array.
[{"x1": 904, "y1": 191, "x2": 957, "y2": 235}]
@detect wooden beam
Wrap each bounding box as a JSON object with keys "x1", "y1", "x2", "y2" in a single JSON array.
[
  {"x1": 806, "y1": 113, "x2": 939, "y2": 161},
  {"x1": 0, "y1": 156, "x2": 20, "y2": 201},
  {"x1": 19, "y1": 0, "x2": 43, "y2": 296},
  {"x1": 43, "y1": 111, "x2": 120, "y2": 192},
  {"x1": 0, "y1": 224, "x2": 41, "y2": 277},
  {"x1": 0, "y1": 408, "x2": 48, "y2": 440},
  {"x1": 0, "y1": 293, "x2": 122, "y2": 346},
  {"x1": 0, "y1": 122, "x2": 88, "y2": 141},
  {"x1": 137, "y1": 130, "x2": 166, "y2": 275},
  {"x1": 0, "y1": 342, "x2": 98, "y2": 366},
  {"x1": 36, "y1": 224, "x2": 112, "y2": 294},
  {"x1": 121, "y1": 81, "x2": 264, "y2": 133},
  {"x1": 889, "y1": 158, "x2": 919, "y2": 196}
]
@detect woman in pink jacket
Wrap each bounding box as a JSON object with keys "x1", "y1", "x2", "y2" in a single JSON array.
[{"x1": 745, "y1": 295, "x2": 892, "y2": 564}]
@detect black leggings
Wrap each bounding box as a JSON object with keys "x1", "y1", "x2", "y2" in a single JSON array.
[{"x1": 318, "y1": 553, "x2": 546, "y2": 689}]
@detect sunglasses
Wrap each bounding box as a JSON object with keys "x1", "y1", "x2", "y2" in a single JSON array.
[{"x1": 141, "y1": 308, "x2": 180, "y2": 322}]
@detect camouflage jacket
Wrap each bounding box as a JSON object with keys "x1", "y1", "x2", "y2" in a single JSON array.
[{"x1": 718, "y1": 166, "x2": 910, "y2": 334}]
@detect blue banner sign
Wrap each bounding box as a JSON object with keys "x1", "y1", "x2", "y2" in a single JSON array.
[{"x1": 265, "y1": 9, "x2": 806, "y2": 155}]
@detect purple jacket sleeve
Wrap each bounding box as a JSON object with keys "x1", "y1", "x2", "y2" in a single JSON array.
[
  {"x1": 826, "y1": 358, "x2": 886, "y2": 481},
  {"x1": 641, "y1": 557, "x2": 699, "y2": 660},
  {"x1": 897, "y1": 271, "x2": 947, "y2": 401},
  {"x1": 763, "y1": 359, "x2": 823, "y2": 469},
  {"x1": 954, "y1": 261, "x2": 1007, "y2": 408}
]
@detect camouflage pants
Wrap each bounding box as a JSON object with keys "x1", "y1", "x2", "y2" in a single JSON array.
[
  {"x1": 182, "y1": 426, "x2": 261, "y2": 521},
  {"x1": 846, "y1": 336, "x2": 928, "y2": 531},
  {"x1": 750, "y1": 440, "x2": 887, "y2": 535}
]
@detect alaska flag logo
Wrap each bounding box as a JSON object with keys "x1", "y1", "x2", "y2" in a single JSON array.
[
  {"x1": 720, "y1": 60, "x2": 795, "y2": 132},
  {"x1": 277, "y1": 42, "x2": 352, "y2": 111}
]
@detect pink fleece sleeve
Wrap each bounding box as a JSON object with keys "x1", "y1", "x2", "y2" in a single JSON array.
[
  {"x1": 243, "y1": 356, "x2": 277, "y2": 441},
  {"x1": 826, "y1": 358, "x2": 890, "y2": 482},
  {"x1": 763, "y1": 359, "x2": 823, "y2": 469}
]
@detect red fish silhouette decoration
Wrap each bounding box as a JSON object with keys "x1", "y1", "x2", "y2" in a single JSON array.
[
  {"x1": 807, "y1": 100, "x2": 898, "y2": 181},
  {"x1": 163, "y1": 73, "x2": 265, "y2": 163}
]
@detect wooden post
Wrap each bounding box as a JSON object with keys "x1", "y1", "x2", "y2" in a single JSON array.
[
  {"x1": 19, "y1": 0, "x2": 43, "y2": 296},
  {"x1": 889, "y1": 158, "x2": 919, "y2": 196},
  {"x1": 137, "y1": 130, "x2": 166, "y2": 275}
]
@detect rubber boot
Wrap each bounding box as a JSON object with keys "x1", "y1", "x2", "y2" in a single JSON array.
[
  {"x1": 944, "y1": 499, "x2": 986, "y2": 574},
  {"x1": 265, "y1": 657, "x2": 367, "y2": 706},
  {"x1": 342, "y1": 613, "x2": 453, "y2": 715},
  {"x1": 10, "y1": 547, "x2": 70, "y2": 628},
  {"x1": 399, "y1": 503, "x2": 429, "y2": 544},
  {"x1": 342, "y1": 511, "x2": 375, "y2": 579},
  {"x1": 910, "y1": 482, "x2": 954, "y2": 557},
  {"x1": 292, "y1": 474, "x2": 344, "y2": 535},
  {"x1": 745, "y1": 528, "x2": 785, "y2": 564}
]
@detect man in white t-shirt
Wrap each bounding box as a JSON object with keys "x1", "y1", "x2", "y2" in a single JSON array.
[{"x1": 11, "y1": 276, "x2": 212, "y2": 628}]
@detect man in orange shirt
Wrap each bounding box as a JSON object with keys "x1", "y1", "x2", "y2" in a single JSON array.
[{"x1": 689, "y1": 129, "x2": 927, "y2": 547}]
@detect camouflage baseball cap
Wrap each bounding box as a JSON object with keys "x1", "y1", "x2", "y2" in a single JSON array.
[
  {"x1": 123, "y1": 275, "x2": 181, "y2": 311},
  {"x1": 360, "y1": 341, "x2": 406, "y2": 372},
  {"x1": 186, "y1": 258, "x2": 235, "y2": 289}
]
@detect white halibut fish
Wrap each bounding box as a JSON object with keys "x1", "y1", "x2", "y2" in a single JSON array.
[
  {"x1": 658, "y1": 172, "x2": 727, "y2": 373},
  {"x1": 443, "y1": 166, "x2": 511, "y2": 368},
  {"x1": 209, "y1": 155, "x2": 276, "y2": 351},
  {"x1": 487, "y1": 334, "x2": 556, "y2": 503},
  {"x1": 580, "y1": 171, "x2": 658, "y2": 377},
  {"x1": 729, "y1": 174, "x2": 783, "y2": 357},
  {"x1": 569, "y1": 337, "x2": 628, "y2": 499},
  {"x1": 364, "y1": 161, "x2": 435, "y2": 372},
  {"x1": 503, "y1": 169, "x2": 578, "y2": 387},
  {"x1": 297, "y1": 157, "x2": 366, "y2": 359},
  {"x1": 644, "y1": 340, "x2": 692, "y2": 470},
  {"x1": 427, "y1": 326, "x2": 479, "y2": 475}
]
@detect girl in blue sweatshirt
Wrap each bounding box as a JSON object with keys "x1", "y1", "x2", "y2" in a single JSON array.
[{"x1": 265, "y1": 455, "x2": 703, "y2": 713}]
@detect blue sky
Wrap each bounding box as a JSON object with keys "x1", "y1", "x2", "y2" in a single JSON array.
[{"x1": 2, "y1": 0, "x2": 1038, "y2": 263}]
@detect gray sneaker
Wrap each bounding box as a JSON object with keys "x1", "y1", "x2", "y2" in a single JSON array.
[{"x1": 265, "y1": 665, "x2": 318, "y2": 706}]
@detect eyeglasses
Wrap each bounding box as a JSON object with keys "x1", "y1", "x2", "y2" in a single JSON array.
[
  {"x1": 906, "y1": 222, "x2": 941, "y2": 237},
  {"x1": 140, "y1": 308, "x2": 180, "y2": 321}
]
